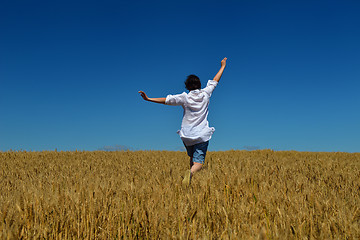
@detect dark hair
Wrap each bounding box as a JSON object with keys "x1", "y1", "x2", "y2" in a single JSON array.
[{"x1": 185, "y1": 75, "x2": 201, "y2": 91}]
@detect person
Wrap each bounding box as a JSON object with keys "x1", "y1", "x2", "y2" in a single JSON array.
[{"x1": 138, "y1": 57, "x2": 227, "y2": 186}]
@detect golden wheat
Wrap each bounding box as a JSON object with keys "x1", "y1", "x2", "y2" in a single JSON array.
[{"x1": 0, "y1": 150, "x2": 359, "y2": 239}]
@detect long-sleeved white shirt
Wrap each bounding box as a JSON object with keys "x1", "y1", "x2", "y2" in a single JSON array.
[{"x1": 165, "y1": 80, "x2": 218, "y2": 146}]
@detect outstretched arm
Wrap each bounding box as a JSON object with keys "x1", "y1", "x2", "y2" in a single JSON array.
[
  {"x1": 138, "y1": 91, "x2": 166, "y2": 104},
  {"x1": 213, "y1": 57, "x2": 227, "y2": 82}
]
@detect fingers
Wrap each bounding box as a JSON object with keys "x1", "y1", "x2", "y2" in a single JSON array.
[
  {"x1": 221, "y1": 57, "x2": 227, "y2": 67},
  {"x1": 138, "y1": 90, "x2": 147, "y2": 100}
]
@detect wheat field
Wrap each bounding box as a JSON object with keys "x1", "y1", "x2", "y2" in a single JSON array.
[{"x1": 0, "y1": 150, "x2": 359, "y2": 239}]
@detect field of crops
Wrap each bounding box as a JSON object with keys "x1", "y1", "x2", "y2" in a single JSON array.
[{"x1": 0, "y1": 150, "x2": 359, "y2": 239}]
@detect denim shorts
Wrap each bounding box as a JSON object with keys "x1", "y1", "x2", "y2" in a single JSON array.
[{"x1": 183, "y1": 141, "x2": 209, "y2": 164}]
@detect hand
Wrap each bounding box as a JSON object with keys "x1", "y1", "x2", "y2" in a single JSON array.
[
  {"x1": 221, "y1": 57, "x2": 227, "y2": 67},
  {"x1": 138, "y1": 91, "x2": 149, "y2": 101}
]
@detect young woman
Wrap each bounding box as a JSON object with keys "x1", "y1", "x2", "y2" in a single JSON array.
[{"x1": 139, "y1": 57, "x2": 227, "y2": 186}]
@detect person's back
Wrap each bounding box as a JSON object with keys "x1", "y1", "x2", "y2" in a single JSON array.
[
  {"x1": 166, "y1": 78, "x2": 218, "y2": 146},
  {"x1": 138, "y1": 57, "x2": 227, "y2": 186}
]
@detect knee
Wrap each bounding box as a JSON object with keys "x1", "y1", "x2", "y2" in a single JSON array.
[
  {"x1": 192, "y1": 162, "x2": 203, "y2": 172},
  {"x1": 195, "y1": 162, "x2": 202, "y2": 168}
]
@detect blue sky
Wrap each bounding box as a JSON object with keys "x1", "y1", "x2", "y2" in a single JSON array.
[{"x1": 1, "y1": 0, "x2": 359, "y2": 152}]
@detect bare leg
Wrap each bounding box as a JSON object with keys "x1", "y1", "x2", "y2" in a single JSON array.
[
  {"x1": 183, "y1": 158, "x2": 203, "y2": 186},
  {"x1": 191, "y1": 162, "x2": 202, "y2": 174}
]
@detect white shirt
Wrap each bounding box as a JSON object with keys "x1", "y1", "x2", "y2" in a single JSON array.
[{"x1": 165, "y1": 80, "x2": 218, "y2": 146}]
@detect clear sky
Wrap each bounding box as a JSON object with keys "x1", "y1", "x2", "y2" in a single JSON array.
[{"x1": 1, "y1": 0, "x2": 359, "y2": 152}]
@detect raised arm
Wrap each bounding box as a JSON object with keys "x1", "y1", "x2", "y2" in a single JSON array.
[
  {"x1": 213, "y1": 57, "x2": 227, "y2": 82},
  {"x1": 138, "y1": 91, "x2": 166, "y2": 104}
]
